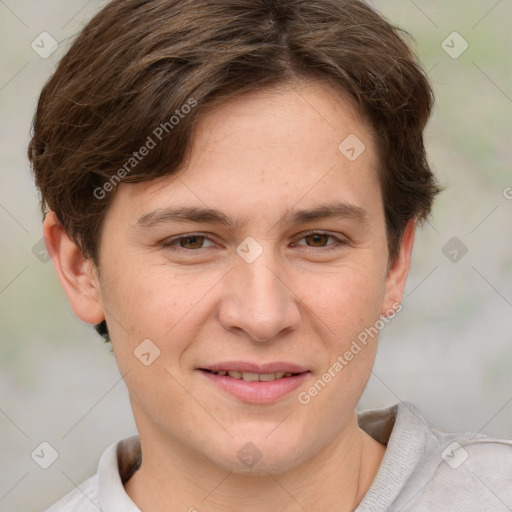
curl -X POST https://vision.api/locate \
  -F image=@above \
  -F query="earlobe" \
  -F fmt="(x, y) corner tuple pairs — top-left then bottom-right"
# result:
(381, 219), (416, 316)
(43, 212), (105, 325)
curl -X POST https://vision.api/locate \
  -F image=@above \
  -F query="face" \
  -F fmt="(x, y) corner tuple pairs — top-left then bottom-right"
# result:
(51, 79), (412, 475)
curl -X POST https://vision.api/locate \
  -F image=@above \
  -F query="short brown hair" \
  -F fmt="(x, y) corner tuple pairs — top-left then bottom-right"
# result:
(28, 0), (441, 271)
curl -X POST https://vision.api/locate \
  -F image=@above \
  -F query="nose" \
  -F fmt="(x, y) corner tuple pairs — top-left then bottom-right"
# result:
(218, 246), (301, 342)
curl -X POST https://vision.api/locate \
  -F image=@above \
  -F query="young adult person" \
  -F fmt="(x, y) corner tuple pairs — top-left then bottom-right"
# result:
(29, 0), (512, 510)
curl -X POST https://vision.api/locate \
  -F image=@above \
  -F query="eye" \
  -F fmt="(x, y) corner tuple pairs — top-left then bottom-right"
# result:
(161, 233), (216, 251)
(292, 231), (348, 251)
(161, 231), (348, 253)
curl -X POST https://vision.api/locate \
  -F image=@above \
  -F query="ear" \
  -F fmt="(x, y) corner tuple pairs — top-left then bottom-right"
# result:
(43, 211), (105, 325)
(381, 219), (416, 315)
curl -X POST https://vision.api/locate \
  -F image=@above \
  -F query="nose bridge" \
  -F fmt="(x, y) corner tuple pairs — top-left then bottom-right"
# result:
(220, 239), (300, 342)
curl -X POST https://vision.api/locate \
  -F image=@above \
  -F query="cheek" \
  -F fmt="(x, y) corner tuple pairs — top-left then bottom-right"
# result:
(101, 260), (187, 331)
(293, 260), (387, 401)
(296, 265), (386, 417)
(99, 264), (217, 372)
(304, 261), (387, 333)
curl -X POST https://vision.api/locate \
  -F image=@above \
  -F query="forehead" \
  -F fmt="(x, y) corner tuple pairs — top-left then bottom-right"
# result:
(107, 79), (381, 228)
(194, 78), (371, 155)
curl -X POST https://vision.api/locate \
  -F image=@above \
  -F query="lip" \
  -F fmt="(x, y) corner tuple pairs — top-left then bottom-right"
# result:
(199, 361), (309, 374)
(197, 362), (311, 404)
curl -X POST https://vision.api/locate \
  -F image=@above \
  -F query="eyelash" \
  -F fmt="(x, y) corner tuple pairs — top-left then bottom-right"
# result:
(160, 231), (348, 253)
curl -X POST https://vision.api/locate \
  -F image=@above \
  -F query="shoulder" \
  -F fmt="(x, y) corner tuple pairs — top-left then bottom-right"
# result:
(416, 433), (512, 510)
(398, 404), (512, 510)
(357, 402), (512, 511)
(442, 432), (512, 468)
(42, 435), (142, 512)
(44, 474), (100, 512)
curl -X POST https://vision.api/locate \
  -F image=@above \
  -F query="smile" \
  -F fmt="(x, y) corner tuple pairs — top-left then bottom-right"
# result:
(198, 367), (310, 404)
(203, 369), (299, 381)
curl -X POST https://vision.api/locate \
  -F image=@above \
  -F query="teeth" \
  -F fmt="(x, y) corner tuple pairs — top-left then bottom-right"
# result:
(241, 372), (260, 381)
(212, 370), (297, 381)
(259, 372), (277, 381)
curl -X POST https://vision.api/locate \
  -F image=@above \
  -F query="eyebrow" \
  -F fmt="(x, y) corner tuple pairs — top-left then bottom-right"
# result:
(135, 200), (369, 230)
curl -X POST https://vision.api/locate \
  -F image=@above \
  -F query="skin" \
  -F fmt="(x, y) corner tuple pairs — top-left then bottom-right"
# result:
(44, 78), (416, 511)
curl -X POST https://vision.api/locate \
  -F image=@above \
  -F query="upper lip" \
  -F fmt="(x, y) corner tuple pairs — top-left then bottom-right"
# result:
(199, 361), (309, 374)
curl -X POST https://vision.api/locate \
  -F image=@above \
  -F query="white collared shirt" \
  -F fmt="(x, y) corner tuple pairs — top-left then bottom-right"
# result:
(44, 402), (512, 511)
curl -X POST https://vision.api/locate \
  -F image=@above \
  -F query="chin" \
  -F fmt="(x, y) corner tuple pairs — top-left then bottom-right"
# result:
(210, 434), (308, 476)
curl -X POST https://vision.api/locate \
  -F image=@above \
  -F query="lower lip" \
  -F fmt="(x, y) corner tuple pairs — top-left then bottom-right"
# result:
(198, 370), (310, 404)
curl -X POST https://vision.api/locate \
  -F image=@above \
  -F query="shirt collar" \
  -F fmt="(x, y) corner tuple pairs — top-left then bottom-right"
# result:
(97, 434), (142, 511)
(355, 401), (439, 510)
(96, 401), (435, 510)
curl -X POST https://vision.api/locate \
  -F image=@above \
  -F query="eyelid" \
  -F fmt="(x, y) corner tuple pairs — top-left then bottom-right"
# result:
(161, 232), (216, 250)
(161, 230), (349, 252)
(292, 229), (349, 247)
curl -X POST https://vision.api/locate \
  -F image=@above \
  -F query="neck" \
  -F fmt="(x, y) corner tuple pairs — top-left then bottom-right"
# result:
(125, 413), (386, 512)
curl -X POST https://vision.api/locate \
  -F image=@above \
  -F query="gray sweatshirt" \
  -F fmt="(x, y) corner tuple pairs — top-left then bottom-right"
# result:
(45, 401), (512, 511)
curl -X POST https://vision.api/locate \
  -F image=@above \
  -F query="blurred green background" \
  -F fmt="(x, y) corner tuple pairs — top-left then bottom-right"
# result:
(1, 1), (511, 510)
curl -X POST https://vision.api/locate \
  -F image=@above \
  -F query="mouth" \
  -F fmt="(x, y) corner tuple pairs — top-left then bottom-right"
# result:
(197, 362), (311, 404)
(199, 369), (302, 381)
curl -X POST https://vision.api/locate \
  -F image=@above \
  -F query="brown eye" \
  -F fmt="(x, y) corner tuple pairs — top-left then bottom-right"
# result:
(179, 235), (205, 249)
(304, 233), (330, 247)
(292, 231), (348, 252)
(162, 234), (215, 251)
